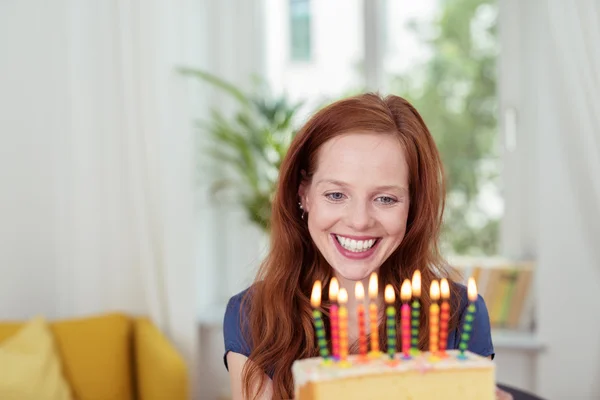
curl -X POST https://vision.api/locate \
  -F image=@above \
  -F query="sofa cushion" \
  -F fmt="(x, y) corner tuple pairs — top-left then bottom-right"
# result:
(50, 313), (134, 400)
(0, 316), (73, 400)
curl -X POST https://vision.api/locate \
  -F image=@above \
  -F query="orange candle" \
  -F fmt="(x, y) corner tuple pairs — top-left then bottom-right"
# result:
(400, 279), (412, 360)
(338, 288), (350, 367)
(439, 278), (450, 357)
(368, 272), (381, 357)
(329, 277), (340, 361)
(429, 280), (440, 360)
(355, 282), (368, 360)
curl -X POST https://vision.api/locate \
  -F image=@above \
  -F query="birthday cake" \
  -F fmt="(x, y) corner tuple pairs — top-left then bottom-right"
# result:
(292, 350), (495, 400)
(294, 273), (496, 399)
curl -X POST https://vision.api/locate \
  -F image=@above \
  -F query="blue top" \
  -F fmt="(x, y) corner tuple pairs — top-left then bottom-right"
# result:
(223, 284), (494, 376)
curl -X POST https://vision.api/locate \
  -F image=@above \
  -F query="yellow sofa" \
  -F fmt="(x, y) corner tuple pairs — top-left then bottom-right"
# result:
(0, 313), (189, 400)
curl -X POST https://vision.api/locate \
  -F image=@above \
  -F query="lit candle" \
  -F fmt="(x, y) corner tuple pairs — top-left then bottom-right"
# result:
(368, 272), (381, 357)
(311, 281), (331, 363)
(410, 270), (421, 355)
(384, 284), (397, 360)
(400, 279), (412, 360)
(429, 280), (440, 360)
(329, 277), (340, 361)
(457, 278), (478, 360)
(439, 278), (450, 357)
(355, 282), (368, 360)
(338, 288), (350, 367)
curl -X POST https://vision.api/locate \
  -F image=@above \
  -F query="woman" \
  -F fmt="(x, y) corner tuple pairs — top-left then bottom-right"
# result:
(224, 93), (506, 399)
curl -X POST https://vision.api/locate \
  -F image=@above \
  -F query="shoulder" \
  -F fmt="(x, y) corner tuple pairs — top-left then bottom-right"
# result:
(223, 287), (253, 369)
(452, 282), (495, 358)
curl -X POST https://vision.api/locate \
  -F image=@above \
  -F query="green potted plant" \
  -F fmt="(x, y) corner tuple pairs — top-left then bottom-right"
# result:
(180, 68), (305, 231)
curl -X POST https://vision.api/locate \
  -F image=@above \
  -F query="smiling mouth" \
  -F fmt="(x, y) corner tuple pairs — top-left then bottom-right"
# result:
(334, 234), (381, 253)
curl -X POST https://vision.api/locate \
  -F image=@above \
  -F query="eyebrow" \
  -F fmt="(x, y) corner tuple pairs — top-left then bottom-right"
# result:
(315, 179), (408, 194)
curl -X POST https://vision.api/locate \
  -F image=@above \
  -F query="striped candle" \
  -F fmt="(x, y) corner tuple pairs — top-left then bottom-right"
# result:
(457, 278), (478, 360)
(329, 277), (340, 361)
(439, 278), (450, 357)
(400, 279), (412, 360)
(368, 272), (381, 357)
(338, 288), (350, 367)
(355, 282), (368, 360)
(384, 285), (397, 360)
(311, 281), (330, 363)
(429, 280), (440, 360)
(410, 270), (421, 355)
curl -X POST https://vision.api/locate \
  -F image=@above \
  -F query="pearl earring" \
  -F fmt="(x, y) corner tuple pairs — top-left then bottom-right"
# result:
(298, 201), (305, 220)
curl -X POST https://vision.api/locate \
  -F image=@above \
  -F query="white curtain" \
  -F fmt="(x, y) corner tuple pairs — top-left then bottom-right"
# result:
(53, 0), (198, 392)
(545, 0), (600, 265)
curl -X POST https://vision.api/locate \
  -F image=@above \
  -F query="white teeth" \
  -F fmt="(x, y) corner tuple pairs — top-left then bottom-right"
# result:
(335, 235), (377, 252)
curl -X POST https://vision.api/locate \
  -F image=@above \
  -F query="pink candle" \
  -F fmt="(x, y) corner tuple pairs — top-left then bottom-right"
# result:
(439, 278), (450, 357)
(400, 279), (412, 360)
(329, 277), (340, 360)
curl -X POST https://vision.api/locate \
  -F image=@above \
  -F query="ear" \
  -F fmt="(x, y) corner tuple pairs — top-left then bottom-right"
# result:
(298, 170), (310, 212)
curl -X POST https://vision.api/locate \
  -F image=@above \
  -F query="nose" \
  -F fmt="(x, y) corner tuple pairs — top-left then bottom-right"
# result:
(344, 200), (374, 231)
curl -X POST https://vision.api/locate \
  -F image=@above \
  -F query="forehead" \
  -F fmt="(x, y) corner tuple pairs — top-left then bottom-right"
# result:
(312, 132), (408, 183)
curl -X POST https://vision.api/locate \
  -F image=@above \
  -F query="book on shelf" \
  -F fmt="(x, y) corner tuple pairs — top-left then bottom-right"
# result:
(448, 257), (535, 331)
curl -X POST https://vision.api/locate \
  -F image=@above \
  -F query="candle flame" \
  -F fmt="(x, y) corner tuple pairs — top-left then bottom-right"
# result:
(430, 280), (440, 301)
(411, 270), (421, 297)
(355, 281), (365, 301)
(467, 277), (478, 302)
(384, 284), (395, 304)
(440, 278), (450, 300)
(311, 280), (322, 307)
(338, 288), (348, 304)
(329, 277), (339, 301)
(400, 279), (412, 302)
(368, 272), (378, 299)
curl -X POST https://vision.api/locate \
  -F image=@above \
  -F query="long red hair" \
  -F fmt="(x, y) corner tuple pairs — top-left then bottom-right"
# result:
(241, 93), (461, 398)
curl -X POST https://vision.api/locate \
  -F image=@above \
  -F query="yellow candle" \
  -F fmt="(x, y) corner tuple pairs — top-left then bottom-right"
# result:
(355, 282), (368, 360)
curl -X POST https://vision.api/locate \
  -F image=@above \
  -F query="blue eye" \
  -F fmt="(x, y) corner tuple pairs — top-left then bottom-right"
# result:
(325, 192), (345, 201)
(377, 196), (397, 205)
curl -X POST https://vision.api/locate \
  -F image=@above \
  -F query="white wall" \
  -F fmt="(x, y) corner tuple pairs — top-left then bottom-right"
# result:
(500, 1), (600, 398)
(0, 1), (69, 320)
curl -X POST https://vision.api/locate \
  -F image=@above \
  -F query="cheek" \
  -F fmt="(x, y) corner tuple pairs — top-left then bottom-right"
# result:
(382, 207), (410, 236)
(308, 203), (338, 230)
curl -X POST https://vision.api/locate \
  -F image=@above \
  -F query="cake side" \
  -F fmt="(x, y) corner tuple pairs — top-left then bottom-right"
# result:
(293, 350), (495, 400)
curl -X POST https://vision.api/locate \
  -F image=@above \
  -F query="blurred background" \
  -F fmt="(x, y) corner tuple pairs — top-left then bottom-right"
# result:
(1, 0), (599, 399)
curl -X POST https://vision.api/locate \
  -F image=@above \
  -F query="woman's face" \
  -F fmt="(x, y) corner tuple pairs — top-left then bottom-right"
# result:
(299, 132), (410, 282)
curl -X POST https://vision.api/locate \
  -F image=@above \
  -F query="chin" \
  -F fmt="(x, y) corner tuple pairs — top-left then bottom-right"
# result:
(331, 264), (377, 282)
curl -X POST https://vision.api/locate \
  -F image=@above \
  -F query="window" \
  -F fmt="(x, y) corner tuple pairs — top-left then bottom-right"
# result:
(290, 0), (312, 62)
(272, 0), (502, 257)
(383, 0), (502, 257)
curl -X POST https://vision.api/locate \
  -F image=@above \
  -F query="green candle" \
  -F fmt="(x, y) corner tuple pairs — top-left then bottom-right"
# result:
(311, 281), (331, 362)
(410, 270), (421, 355)
(385, 285), (397, 359)
(457, 278), (477, 360)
